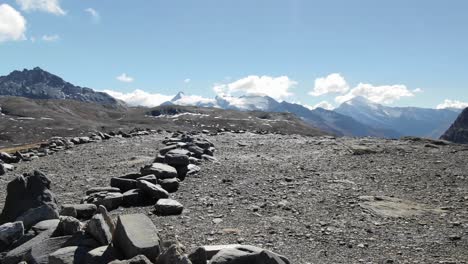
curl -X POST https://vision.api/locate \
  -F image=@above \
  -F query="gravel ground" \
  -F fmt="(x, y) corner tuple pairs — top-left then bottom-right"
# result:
(1, 132), (468, 264)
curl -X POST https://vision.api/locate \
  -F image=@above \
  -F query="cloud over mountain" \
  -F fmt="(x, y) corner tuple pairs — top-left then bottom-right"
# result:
(335, 83), (415, 104)
(310, 73), (417, 105)
(309, 73), (349, 96)
(436, 99), (468, 109)
(213, 75), (296, 101)
(103, 89), (173, 107)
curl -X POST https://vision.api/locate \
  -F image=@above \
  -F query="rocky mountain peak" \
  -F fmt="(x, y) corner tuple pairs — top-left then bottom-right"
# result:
(171, 91), (185, 102)
(0, 67), (125, 107)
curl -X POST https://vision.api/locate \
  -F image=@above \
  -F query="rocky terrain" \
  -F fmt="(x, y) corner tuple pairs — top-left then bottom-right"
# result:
(1, 130), (467, 263)
(441, 107), (468, 144)
(0, 97), (324, 148)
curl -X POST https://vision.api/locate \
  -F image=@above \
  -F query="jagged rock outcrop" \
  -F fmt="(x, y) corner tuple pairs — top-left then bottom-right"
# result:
(441, 107), (468, 144)
(0, 67), (124, 106)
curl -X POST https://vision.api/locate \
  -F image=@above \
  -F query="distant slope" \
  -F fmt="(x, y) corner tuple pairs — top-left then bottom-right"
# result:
(335, 96), (460, 138)
(440, 107), (468, 144)
(0, 97), (327, 148)
(146, 105), (327, 137)
(0, 67), (124, 106)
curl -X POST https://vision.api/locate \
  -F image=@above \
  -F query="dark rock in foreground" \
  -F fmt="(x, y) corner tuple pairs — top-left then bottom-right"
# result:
(0, 170), (58, 225)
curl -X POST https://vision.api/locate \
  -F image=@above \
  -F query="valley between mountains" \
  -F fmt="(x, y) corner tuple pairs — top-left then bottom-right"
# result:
(1, 132), (467, 263)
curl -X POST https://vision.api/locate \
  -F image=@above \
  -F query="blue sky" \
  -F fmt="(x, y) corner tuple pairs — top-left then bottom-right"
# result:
(1, 0), (467, 109)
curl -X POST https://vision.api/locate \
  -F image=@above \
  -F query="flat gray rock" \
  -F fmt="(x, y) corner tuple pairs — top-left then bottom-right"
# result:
(86, 187), (121, 195)
(26, 236), (73, 264)
(155, 199), (184, 216)
(136, 180), (169, 200)
(112, 214), (161, 260)
(49, 246), (90, 264)
(85, 245), (120, 264)
(61, 204), (97, 220)
(164, 149), (190, 166)
(140, 163), (178, 179)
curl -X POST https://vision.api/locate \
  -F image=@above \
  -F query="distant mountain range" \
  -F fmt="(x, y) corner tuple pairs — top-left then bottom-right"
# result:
(0, 68), (462, 139)
(0, 67), (124, 107)
(335, 96), (461, 138)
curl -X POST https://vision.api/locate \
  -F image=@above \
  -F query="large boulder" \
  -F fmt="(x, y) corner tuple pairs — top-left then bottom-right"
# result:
(112, 214), (161, 260)
(136, 180), (169, 200)
(140, 163), (178, 179)
(0, 170), (58, 225)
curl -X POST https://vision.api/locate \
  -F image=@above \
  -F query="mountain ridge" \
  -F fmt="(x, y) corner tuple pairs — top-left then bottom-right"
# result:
(0, 67), (125, 107)
(335, 96), (461, 138)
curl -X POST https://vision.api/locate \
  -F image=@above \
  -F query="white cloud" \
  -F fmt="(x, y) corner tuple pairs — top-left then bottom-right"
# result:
(0, 4), (27, 43)
(104, 89), (173, 107)
(436, 99), (468, 110)
(116, 73), (134, 83)
(41, 34), (59, 42)
(311, 101), (335, 110)
(213, 75), (296, 101)
(184, 78), (191, 84)
(84, 8), (100, 22)
(16, 0), (66, 15)
(413, 88), (423, 93)
(335, 83), (415, 104)
(309, 73), (349, 96)
(174, 94), (215, 106)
